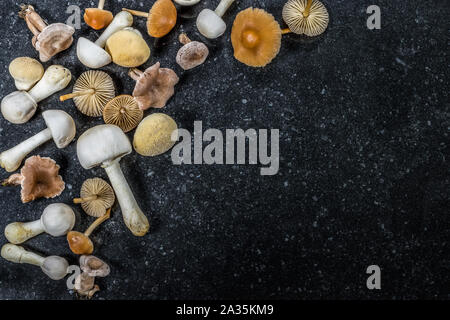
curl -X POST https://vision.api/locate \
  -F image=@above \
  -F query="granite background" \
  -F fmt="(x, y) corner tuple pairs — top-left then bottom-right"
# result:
(0, 0), (448, 299)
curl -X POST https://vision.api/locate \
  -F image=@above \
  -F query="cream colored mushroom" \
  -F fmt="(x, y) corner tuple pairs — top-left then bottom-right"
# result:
(196, 0), (235, 39)
(9, 57), (44, 91)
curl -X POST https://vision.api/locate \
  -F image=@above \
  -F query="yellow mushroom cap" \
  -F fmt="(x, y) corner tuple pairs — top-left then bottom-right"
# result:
(282, 0), (329, 37)
(9, 57), (44, 91)
(231, 8), (282, 67)
(103, 95), (143, 133)
(148, 0), (177, 38)
(133, 113), (177, 156)
(105, 30), (151, 67)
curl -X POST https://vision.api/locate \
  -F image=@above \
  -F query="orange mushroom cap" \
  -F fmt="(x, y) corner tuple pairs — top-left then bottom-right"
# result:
(84, 8), (113, 30)
(231, 8), (282, 67)
(148, 0), (177, 38)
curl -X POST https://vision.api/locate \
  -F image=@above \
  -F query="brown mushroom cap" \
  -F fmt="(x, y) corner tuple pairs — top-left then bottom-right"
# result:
(148, 0), (177, 38)
(231, 8), (282, 67)
(282, 0), (329, 37)
(129, 62), (179, 110)
(74, 178), (115, 217)
(103, 95), (143, 133)
(80, 255), (110, 277)
(35, 23), (75, 62)
(67, 231), (94, 255)
(176, 34), (209, 70)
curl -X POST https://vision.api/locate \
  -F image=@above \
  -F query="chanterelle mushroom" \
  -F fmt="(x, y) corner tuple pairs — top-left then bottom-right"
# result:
(176, 33), (209, 70)
(1, 65), (72, 124)
(0, 110), (76, 172)
(1, 244), (69, 280)
(9, 57), (44, 91)
(19, 4), (75, 62)
(5, 203), (75, 244)
(2, 156), (65, 203)
(77, 125), (149, 236)
(128, 62), (179, 110)
(196, 0), (235, 39)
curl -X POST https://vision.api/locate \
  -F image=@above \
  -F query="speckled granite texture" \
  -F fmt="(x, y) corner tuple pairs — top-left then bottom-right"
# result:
(0, 0), (448, 299)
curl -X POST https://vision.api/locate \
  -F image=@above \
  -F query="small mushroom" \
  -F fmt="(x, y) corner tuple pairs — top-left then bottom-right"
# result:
(60, 71), (115, 117)
(0, 110), (76, 172)
(174, 0), (201, 6)
(5, 203), (75, 244)
(67, 208), (111, 255)
(1, 244), (69, 280)
(19, 4), (74, 62)
(133, 113), (178, 157)
(128, 62), (179, 110)
(77, 11), (133, 69)
(9, 57), (44, 91)
(103, 95), (143, 133)
(1, 65), (72, 124)
(123, 0), (177, 38)
(77, 125), (149, 236)
(74, 272), (99, 298)
(80, 255), (110, 277)
(84, 0), (113, 30)
(176, 33), (209, 70)
(282, 0), (329, 37)
(105, 29), (151, 68)
(2, 156), (65, 203)
(231, 8), (282, 67)
(73, 178), (115, 217)
(196, 0), (235, 39)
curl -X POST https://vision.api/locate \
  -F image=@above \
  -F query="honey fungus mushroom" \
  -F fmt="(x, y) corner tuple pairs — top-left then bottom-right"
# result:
(105, 29), (151, 68)
(282, 0), (329, 37)
(67, 208), (111, 255)
(2, 156), (65, 203)
(176, 33), (209, 70)
(9, 57), (44, 91)
(60, 71), (115, 117)
(84, 0), (113, 30)
(123, 0), (177, 38)
(128, 62), (179, 110)
(19, 4), (75, 62)
(73, 178), (115, 217)
(103, 95), (143, 133)
(196, 0), (235, 39)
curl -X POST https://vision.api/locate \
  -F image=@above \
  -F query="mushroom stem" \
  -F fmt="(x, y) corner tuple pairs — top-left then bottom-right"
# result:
(128, 68), (143, 81)
(303, 0), (313, 17)
(84, 208), (111, 237)
(179, 33), (191, 45)
(5, 220), (44, 244)
(95, 11), (134, 48)
(214, 0), (235, 18)
(281, 28), (291, 34)
(73, 195), (98, 204)
(60, 89), (95, 102)
(103, 159), (149, 236)
(1, 244), (45, 266)
(2, 174), (23, 186)
(19, 4), (48, 35)
(121, 8), (149, 18)
(0, 128), (52, 172)
(98, 0), (106, 10)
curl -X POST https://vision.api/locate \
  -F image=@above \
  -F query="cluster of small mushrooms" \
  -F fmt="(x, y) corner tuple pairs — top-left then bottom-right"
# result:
(0, 0), (329, 298)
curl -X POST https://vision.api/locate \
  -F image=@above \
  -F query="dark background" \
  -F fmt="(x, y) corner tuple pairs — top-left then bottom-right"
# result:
(0, 0), (448, 299)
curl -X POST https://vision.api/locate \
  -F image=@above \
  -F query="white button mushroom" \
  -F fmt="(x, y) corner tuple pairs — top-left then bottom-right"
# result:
(1, 65), (71, 124)
(4, 203), (75, 244)
(77, 125), (149, 236)
(196, 0), (235, 39)
(0, 110), (76, 172)
(77, 11), (133, 69)
(1, 244), (69, 280)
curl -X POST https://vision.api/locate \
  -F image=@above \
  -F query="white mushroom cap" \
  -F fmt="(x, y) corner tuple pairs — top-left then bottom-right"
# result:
(42, 110), (76, 148)
(77, 124), (132, 169)
(76, 37), (112, 69)
(40, 203), (75, 237)
(196, 9), (226, 39)
(1, 91), (37, 124)
(175, 0), (201, 6)
(41, 256), (69, 280)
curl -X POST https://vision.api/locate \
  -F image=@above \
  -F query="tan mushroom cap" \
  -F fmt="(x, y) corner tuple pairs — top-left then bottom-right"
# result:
(282, 0), (329, 37)
(74, 178), (115, 217)
(75, 272), (97, 297)
(80, 255), (110, 277)
(60, 71), (115, 117)
(105, 30), (150, 67)
(133, 113), (178, 156)
(231, 8), (282, 67)
(176, 33), (209, 70)
(103, 95), (143, 133)
(36, 23), (75, 62)
(9, 57), (44, 91)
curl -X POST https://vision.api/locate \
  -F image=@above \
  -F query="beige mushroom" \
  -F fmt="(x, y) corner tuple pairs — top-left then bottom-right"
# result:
(74, 272), (99, 298)
(103, 95), (143, 133)
(73, 178), (115, 217)
(105, 30), (151, 68)
(9, 57), (44, 91)
(80, 255), (110, 277)
(282, 0), (329, 37)
(176, 33), (209, 70)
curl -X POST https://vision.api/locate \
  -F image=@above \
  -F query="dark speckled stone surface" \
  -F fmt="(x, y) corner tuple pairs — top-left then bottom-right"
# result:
(0, 0), (448, 299)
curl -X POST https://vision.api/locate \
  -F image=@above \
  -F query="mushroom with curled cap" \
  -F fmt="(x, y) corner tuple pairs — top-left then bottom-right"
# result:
(1, 243), (69, 280)
(75, 272), (99, 298)
(77, 125), (149, 236)
(176, 33), (209, 70)
(2, 156), (65, 203)
(196, 0), (235, 39)
(60, 71), (115, 117)
(4, 203), (75, 244)
(9, 57), (44, 91)
(19, 4), (74, 62)
(77, 11), (133, 69)
(80, 255), (110, 277)
(105, 29), (151, 68)
(282, 0), (329, 37)
(73, 178), (115, 217)
(84, 0), (113, 30)
(1, 65), (72, 124)
(0, 110), (76, 172)
(67, 208), (111, 255)
(103, 95), (143, 133)
(128, 62), (179, 110)
(123, 0), (177, 38)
